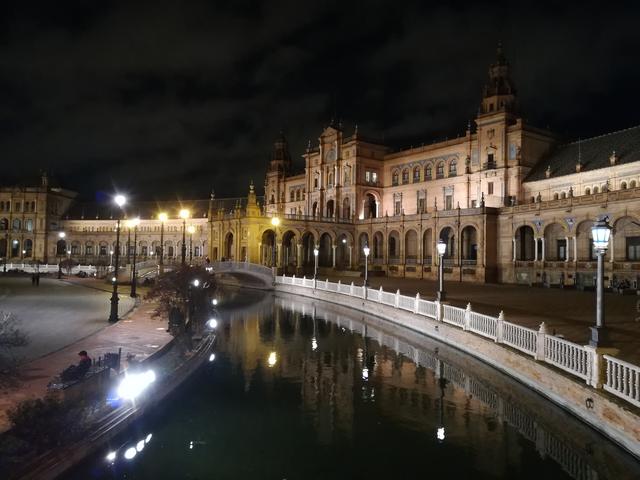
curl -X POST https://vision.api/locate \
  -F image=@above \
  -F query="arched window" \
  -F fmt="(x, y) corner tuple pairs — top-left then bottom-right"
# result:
(12, 219), (21, 230)
(553, 193), (559, 200)
(585, 187), (591, 195)
(621, 182), (628, 190)
(425, 165), (432, 180)
(296, 190), (301, 201)
(631, 180), (638, 189)
(449, 159), (457, 176)
(24, 239), (33, 257)
(31, 201), (36, 212)
(436, 162), (444, 178)
(290, 190), (295, 202)
(392, 170), (399, 186)
(560, 192), (566, 199)
(530, 196), (535, 204)
(0, 218), (7, 231)
(413, 166), (420, 182)
(25, 219), (33, 231)
(402, 169), (409, 184)
(593, 186), (599, 194)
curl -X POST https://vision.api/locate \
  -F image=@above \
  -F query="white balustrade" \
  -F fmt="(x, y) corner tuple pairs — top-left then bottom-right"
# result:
(544, 336), (591, 380)
(442, 304), (466, 327)
(468, 311), (498, 340)
(273, 274), (640, 411)
(603, 355), (640, 408)
(502, 321), (537, 356)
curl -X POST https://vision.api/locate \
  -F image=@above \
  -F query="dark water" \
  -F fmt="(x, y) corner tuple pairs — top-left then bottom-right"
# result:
(67, 288), (640, 480)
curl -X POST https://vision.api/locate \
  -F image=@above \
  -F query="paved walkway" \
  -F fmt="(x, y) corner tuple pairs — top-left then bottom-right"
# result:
(317, 273), (640, 364)
(0, 279), (171, 433)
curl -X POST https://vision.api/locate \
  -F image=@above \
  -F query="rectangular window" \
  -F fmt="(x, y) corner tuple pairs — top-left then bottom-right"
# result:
(86, 245), (94, 255)
(486, 153), (495, 170)
(100, 245), (108, 256)
(365, 171), (371, 182)
(627, 237), (640, 260)
(15, 202), (21, 212)
(557, 239), (567, 260)
(445, 195), (453, 210)
(417, 198), (425, 213)
(394, 201), (401, 216)
(488, 182), (494, 195)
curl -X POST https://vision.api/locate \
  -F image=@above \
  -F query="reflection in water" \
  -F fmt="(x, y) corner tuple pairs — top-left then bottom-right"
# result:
(68, 288), (640, 480)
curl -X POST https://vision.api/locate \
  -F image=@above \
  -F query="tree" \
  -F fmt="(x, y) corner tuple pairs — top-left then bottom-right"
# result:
(0, 312), (28, 386)
(145, 265), (217, 331)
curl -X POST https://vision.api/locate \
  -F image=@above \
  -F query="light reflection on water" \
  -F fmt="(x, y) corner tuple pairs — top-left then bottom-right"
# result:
(67, 288), (640, 480)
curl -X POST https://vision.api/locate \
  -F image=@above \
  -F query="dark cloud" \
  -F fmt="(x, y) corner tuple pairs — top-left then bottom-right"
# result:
(1, 0), (639, 200)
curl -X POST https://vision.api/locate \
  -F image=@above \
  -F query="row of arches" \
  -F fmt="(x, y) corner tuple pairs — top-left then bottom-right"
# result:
(0, 218), (34, 231)
(0, 238), (33, 258)
(52, 239), (208, 262)
(391, 159), (457, 186)
(255, 225), (479, 270)
(513, 216), (640, 262)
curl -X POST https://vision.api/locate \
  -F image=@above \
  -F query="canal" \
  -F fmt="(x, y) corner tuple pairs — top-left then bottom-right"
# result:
(68, 288), (640, 479)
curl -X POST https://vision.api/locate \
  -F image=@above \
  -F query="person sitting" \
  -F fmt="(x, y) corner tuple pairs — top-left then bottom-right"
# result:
(60, 350), (92, 382)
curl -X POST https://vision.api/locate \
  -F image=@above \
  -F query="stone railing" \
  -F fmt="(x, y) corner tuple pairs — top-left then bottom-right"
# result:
(3, 263), (98, 274)
(275, 274), (640, 411)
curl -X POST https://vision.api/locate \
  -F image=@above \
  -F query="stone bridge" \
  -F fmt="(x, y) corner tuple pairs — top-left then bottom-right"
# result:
(210, 261), (274, 289)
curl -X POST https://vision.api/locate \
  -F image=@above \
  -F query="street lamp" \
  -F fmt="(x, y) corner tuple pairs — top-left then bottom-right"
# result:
(187, 225), (196, 264)
(590, 218), (612, 347)
(363, 245), (370, 286)
(271, 216), (280, 268)
(437, 240), (447, 301)
(313, 246), (319, 280)
(109, 194), (126, 323)
(128, 218), (140, 298)
(158, 212), (168, 273)
(57, 232), (66, 279)
(109, 250), (114, 271)
(179, 209), (190, 266)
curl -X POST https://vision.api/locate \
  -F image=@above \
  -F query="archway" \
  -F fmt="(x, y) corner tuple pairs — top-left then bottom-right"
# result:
(326, 200), (335, 219)
(515, 226), (535, 261)
(261, 229), (276, 266)
(312, 202), (319, 218)
(336, 233), (350, 269)
(11, 239), (20, 258)
(373, 231), (384, 263)
(388, 230), (400, 263)
(282, 230), (297, 270)
(301, 232), (316, 267)
(439, 227), (455, 259)
(358, 232), (369, 264)
(56, 239), (67, 256)
(224, 232), (234, 261)
(0, 238), (7, 257)
(365, 193), (377, 219)
(24, 239), (33, 257)
(461, 226), (478, 263)
(614, 216), (640, 261)
(423, 229), (433, 264)
(318, 233), (333, 267)
(405, 230), (418, 264)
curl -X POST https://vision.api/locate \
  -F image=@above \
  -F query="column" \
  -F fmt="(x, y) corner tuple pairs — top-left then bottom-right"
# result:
(348, 245), (352, 268)
(534, 238), (538, 261)
(296, 242), (302, 267)
(609, 233), (615, 263)
(512, 238), (516, 262)
(332, 244), (336, 268)
(573, 237), (578, 263)
(375, 201), (380, 218)
(541, 238), (545, 262)
(565, 236), (570, 262)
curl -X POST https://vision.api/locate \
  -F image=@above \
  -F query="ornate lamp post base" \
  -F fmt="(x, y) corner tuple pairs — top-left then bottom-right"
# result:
(589, 325), (610, 348)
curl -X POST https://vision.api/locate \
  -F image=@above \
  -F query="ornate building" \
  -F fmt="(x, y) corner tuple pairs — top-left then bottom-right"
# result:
(3, 46), (640, 287)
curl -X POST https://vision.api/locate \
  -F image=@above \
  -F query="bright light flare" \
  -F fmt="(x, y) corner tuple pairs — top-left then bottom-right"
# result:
(437, 427), (446, 441)
(193, 279), (200, 287)
(207, 318), (218, 329)
(117, 370), (156, 401)
(267, 351), (277, 367)
(311, 337), (318, 351)
(362, 367), (369, 380)
(209, 353), (216, 362)
(124, 447), (137, 460)
(136, 440), (145, 452)
(212, 299), (218, 306)
(105, 451), (117, 462)
(146, 433), (153, 443)
(114, 195), (127, 207)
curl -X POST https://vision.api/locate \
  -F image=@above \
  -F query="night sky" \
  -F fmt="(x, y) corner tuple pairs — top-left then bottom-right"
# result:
(1, 1), (639, 202)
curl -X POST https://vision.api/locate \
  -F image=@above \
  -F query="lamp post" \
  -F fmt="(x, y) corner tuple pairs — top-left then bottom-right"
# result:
(109, 194), (126, 323)
(313, 247), (319, 280)
(109, 250), (114, 273)
(187, 225), (196, 264)
(271, 216), (280, 268)
(590, 219), (612, 347)
(179, 209), (190, 266)
(128, 218), (140, 298)
(57, 232), (66, 279)
(363, 245), (370, 286)
(437, 240), (447, 301)
(158, 212), (167, 273)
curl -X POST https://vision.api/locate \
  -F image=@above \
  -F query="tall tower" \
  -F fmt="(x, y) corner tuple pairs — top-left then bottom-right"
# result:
(479, 42), (517, 118)
(265, 132), (292, 215)
(475, 43), (520, 207)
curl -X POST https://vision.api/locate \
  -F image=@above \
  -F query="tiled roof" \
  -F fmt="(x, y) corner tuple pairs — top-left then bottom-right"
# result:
(63, 197), (255, 221)
(526, 125), (640, 182)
